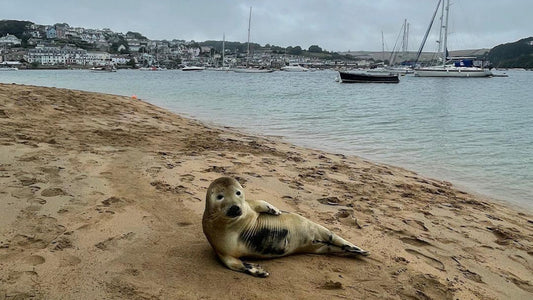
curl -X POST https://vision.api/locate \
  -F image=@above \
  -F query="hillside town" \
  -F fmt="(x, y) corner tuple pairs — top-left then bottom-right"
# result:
(0, 21), (363, 70)
(2, 20), (528, 71)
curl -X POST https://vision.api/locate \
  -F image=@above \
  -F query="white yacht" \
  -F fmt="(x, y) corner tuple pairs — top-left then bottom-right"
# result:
(414, 0), (492, 78)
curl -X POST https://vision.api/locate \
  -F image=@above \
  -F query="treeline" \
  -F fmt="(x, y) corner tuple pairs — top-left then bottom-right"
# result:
(199, 40), (355, 60)
(0, 20), (33, 47)
(487, 37), (533, 68)
(0, 20), (32, 38)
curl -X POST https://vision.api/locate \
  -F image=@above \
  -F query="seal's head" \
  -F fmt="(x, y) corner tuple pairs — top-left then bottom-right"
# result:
(204, 177), (246, 219)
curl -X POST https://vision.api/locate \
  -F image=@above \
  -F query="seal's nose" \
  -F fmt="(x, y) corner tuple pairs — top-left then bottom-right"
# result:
(226, 205), (242, 218)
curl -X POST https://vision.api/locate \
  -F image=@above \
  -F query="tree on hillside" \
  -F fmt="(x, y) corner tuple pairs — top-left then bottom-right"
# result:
(0, 20), (33, 38)
(308, 45), (323, 53)
(126, 31), (148, 40)
(287, 46), (302, 55)
(487, 37), (533, 68)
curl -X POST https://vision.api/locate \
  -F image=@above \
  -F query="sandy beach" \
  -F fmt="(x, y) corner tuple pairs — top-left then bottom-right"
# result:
(0, 83), (531, 299)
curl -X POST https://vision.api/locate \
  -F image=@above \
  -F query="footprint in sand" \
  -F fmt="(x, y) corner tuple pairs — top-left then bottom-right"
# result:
(509, 254), (532, 272)
(40, 166), (63, 176)
(17, 176), (39, 186)
(59, 254), (81, 267)
(405, 249), (445, 271)
(95, 232), (135, 251)
(29, 198), (47, 205)
(41, 187), (68, 197)
(51, 236), (73, 251)
(402, 219), (429, 231)
(23, 255), (45, 266)
(180, 174), (195, 182)
(400, 236), (432, 247)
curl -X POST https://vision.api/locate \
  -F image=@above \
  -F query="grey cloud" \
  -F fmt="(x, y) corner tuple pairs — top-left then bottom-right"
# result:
(2, 0), (531, 51)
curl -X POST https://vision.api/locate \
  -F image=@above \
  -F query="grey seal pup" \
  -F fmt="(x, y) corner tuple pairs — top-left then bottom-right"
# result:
(202, 177), (369, 277)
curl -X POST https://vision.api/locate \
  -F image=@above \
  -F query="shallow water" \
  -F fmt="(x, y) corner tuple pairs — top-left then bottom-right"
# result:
(2, 69), (532, 208)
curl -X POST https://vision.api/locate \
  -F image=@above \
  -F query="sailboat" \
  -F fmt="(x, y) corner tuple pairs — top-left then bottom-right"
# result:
(367, 24), (412, 75)
(232, 7), (273, 73)
(414, 0), (492, 77)
(211, 33), (230, 71)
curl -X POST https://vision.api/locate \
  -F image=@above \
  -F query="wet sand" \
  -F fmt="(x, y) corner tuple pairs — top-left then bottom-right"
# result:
(0, 83), (532, 299)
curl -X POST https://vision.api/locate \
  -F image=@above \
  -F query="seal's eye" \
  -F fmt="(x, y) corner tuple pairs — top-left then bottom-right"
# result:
(216, 194), (224, 200)
(236, 190), (241, 196)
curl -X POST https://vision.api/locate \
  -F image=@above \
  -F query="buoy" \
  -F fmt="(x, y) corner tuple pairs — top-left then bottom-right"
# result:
(131, 94), (137, 99)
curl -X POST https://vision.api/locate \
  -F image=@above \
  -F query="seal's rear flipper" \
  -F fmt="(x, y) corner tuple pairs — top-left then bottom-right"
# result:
(311, 229), (370, 257)
(342, 245), (370, 256)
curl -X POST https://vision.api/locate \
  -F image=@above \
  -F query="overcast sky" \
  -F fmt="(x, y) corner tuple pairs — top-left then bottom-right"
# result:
(2, 0), (531, 52)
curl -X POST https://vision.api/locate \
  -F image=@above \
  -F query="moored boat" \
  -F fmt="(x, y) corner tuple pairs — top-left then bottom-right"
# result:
(414, 65), (493, 77)
(233, 67), (274, 73)
(0, 61), (20, 70)
(182, 66), (205, 71)
(139, 66), (166, 71)
(338, 71), (399, 83)
(413, 0), (492, 78)
(281, 64), (309, 72)
(90, 65), (116, 72)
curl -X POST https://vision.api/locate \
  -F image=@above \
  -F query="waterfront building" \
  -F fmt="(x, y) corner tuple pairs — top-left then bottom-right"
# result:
(0, 34), (22, 47)
(111, 55), (130, 65)
(25, 45), (112, 66)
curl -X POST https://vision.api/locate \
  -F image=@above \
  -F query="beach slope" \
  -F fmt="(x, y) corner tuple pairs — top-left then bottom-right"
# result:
(0, 83), (531, 299)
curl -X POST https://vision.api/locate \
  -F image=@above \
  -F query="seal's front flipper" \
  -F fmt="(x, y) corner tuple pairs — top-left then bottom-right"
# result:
(243, 262), (269, 277)
(218, 254), (270, 277)
(248, 199), (281, 216)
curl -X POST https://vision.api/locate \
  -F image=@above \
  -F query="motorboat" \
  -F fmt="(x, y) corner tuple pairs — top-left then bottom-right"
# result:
(182, 66), (205, 71)
(90, 65), (116, 72)
(139, 66), (166, 71)
(338, 71), (399, 83)
(281, 64), (309, 72)
(233, 67), (274, 73)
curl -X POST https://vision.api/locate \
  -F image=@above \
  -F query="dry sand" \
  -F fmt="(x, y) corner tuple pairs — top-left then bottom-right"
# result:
(0, 83), (532, 299)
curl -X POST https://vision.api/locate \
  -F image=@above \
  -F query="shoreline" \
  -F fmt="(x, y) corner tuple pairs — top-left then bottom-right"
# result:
(168, 112), (532, 213)
(1, 83), (532, 299)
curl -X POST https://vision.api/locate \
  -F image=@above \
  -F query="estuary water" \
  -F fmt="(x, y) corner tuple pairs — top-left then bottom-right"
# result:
(1, 69), (532, 209)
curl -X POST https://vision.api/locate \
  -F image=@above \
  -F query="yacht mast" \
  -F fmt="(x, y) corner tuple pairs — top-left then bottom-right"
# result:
(247, 6), (252, 66)
(222, 33), (225, 68)
(442, 0), (450, 66)
(381, 31), (385, 64)
(414, 0), (442, 64)
(437, 0), (445, 55)
(402, 19), (407, 53)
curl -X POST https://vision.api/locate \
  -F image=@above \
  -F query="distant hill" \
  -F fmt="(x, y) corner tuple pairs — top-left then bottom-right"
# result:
(487, 37), (533, 68)
(341, 49), (489, 63)
(0, 20), (33, 38)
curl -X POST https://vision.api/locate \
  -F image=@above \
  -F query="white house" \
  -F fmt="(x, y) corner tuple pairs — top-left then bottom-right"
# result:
(26, 46), (66, 65)
(84, 51), (111, 66)
(25, 45), (111, 66)
(127, 39), (141, 52)
(0, 34), (22, 47)
(111, 55), (130, 65)
(117, 44), (127, 52)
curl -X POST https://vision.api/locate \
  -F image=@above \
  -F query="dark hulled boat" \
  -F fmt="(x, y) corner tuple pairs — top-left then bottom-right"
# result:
(338, 71), (399, 83)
